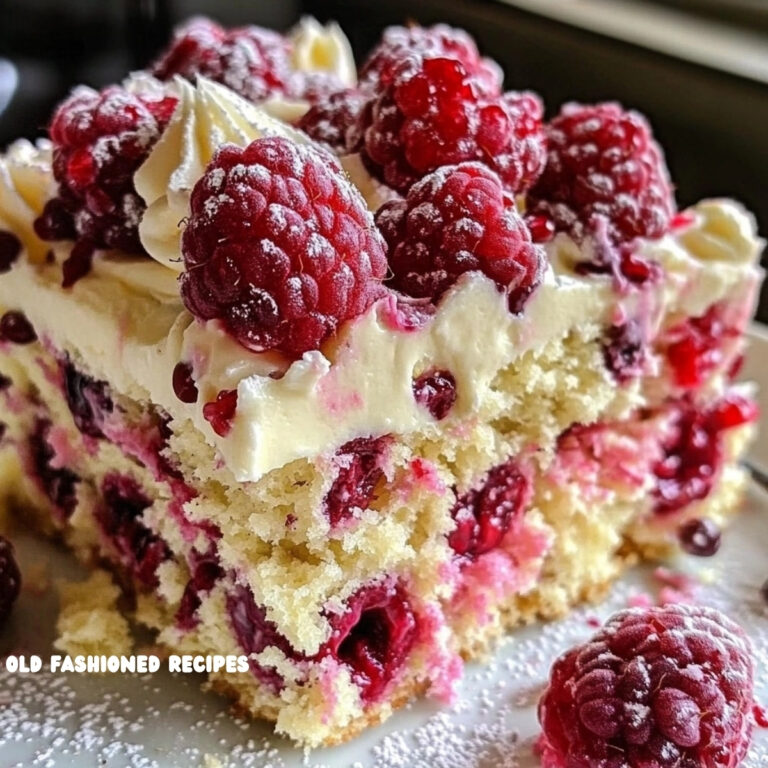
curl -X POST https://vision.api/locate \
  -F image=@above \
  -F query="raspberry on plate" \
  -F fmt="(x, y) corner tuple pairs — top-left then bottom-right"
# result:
(34, 85), (176, 285)
(352, 56), (547, 194)
(180, 136), (388, 358)
(151, 16), (294, 104)
(0, 534), (21, 627)
(538, 604), (756, 768)
(359, 23), (502, 94)
(528, 102), (676, 247)
(376, 162), (545, 311)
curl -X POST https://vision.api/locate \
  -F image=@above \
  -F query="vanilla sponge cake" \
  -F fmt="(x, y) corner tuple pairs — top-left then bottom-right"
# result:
(0, 17), (764, 747)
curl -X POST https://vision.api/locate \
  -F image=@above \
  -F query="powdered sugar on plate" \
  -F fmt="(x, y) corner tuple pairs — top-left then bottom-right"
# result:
(2, 483), (768, 767)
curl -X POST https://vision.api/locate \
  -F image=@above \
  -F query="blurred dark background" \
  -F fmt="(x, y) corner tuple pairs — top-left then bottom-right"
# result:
(0, 0), (766, 320)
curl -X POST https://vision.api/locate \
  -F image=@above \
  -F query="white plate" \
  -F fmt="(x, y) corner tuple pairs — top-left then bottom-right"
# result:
(2, 331), (768, 768)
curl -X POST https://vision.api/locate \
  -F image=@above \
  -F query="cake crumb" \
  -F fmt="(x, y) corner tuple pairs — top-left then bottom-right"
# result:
(54, 569), (134, 658)
(202, 754), (225, 768)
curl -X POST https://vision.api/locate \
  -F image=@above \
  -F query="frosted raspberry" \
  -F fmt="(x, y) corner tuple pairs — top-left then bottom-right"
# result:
(449, 456), (530, 558)
(528, 102), (676, 246)
(360, 24), (502, 95)
(34, 85), (176, 284)
(324, 581), (416, 703)
(376, 163), (545, 311)
(151, 17), (293, 104)
(297, 89), (368, 152)
(538, 604), (755, 768)
(353, 56), (546, 194)
(180, 137), (388, 357)
(0, 534), (20, 626)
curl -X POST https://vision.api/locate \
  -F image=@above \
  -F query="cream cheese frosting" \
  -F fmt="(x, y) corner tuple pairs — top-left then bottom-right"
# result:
(290, 17), (356, 88)
(0, 139), (55, 263)
(0, 199), (760, 483)
(134, 77), (308, 271)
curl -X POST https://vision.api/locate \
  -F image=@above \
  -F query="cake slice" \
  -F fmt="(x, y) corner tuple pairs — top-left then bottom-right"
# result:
(0, 19), (763, 747)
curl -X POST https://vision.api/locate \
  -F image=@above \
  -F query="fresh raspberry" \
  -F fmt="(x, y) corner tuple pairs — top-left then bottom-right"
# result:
(538, 604), (756, 768)
(359, 24), (502, 95)
(528, 102), (676, 247)
(180, 137), (388, 357)
(34, 85), (176, 284)
(324, 581), (416, 703)
(323, 436), (390, 527)
(376, 163), (545, 311)
(449, 456), (530, 558)
(654, 394), (758, 514)
(353, 56), (546, 194)
(413, 369), (457, 420)
(0, 534), (21, 627)
(297, 89), (368, 152)
(151, 17), (293, 104)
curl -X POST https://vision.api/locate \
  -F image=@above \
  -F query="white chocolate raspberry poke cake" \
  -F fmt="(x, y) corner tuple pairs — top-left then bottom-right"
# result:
(0, 17), (763, 747)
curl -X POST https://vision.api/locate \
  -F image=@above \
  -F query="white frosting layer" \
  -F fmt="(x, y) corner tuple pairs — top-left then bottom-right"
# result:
(0, 200), (761, 483)
(290, 17), (356, 88)
(134, 77), (308, 271)
(0, 139), (55, 263)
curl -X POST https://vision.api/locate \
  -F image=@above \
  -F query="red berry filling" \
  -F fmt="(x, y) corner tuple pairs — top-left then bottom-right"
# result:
(653, 394), (758, 514)
(323, 436), (390, 527)
(226, 583), (297, 690)
(176, 553), (224, 630)
(323, 581), (416, 703)
(97, 473), (169, 589)
(172, 361), (198, 404)
(376, 163), (545, 311)
(360, 24), (502, 94)
(34, 85), (176, 284)
(538, 604), (755, 768)
(28, 418), (79, 519)
(0, 231), (21, 273)
(529, 102), (676, 247)
(202, 389), (238, 437)
(297, 89), (368, 152)
(152, 17), (294, 104)
(663, 303), (739, 389)
(60, 357), (114, 439)
(449, 457), (530, 559)
(0, 534), (21, 627)
(603, 318), (647, 383)
(0, 310), (37, 344)
(180, 137), (387, 358)
(413, 369), (457, 420)
(354, 56), (546, 194)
